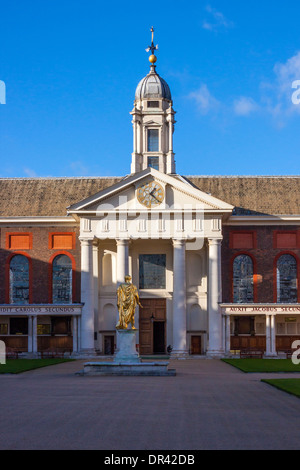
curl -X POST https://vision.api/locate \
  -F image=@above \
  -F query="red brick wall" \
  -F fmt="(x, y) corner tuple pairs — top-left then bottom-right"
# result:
(0, 226), (81, 304)
(222, 226), (300, 303)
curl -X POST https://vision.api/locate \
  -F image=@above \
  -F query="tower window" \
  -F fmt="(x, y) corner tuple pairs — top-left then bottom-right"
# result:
(148, 156), (159, 170)
(147, 101), (159, 108)
(147, 129), (159, 152)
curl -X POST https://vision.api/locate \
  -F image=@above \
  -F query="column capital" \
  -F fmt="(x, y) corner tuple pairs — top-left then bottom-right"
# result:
(79, 237), (94, 246)
(116, 238), (130, 246)
(208, 237), (223, 246)
(172, 238), (186, 247)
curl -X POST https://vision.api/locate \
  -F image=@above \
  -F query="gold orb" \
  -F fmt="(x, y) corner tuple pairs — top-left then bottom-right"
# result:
(149, 54), (157, 64)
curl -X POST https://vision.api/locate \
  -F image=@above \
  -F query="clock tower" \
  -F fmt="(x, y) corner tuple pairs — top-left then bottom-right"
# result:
(131, 28), (176, 175)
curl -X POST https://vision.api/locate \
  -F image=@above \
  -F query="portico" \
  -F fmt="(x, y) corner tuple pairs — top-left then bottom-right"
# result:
(67, 167), (233, 357)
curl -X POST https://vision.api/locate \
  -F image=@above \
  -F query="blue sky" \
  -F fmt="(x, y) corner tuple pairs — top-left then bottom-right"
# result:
(0, 0), (300, 177)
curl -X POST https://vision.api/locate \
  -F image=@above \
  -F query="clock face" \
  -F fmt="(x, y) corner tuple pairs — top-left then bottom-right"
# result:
(137, 181), (165, 208)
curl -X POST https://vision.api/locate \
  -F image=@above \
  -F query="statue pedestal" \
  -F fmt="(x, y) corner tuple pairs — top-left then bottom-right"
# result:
(114, 329), (140, 364)
(79, 329), (176, 376)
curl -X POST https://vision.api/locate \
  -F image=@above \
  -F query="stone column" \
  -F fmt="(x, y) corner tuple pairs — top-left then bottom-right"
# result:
(265, 314), (271, 356)
(77, 316), (81, 351)
(80, 238), (95, 353)
(93, 241), (99, 350)
(130, 107), (141, 173)
(225, 315), (231, 354)
(116, 239), (129, 285)
(32, 315), (37, 354)
(270, 314), (277, 356)
(72, 316), (78, 353)
(133, 120), (138, 154)
(207, 238), (223, 356)
(172, 239), (188, 355)
(115, 239), (130, 351)
(28, 316), (33, 353)
(168, 120), (173, 154)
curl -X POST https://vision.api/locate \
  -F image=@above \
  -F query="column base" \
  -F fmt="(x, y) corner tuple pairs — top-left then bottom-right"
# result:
(206, 349), (225, 358)
(170, 350), (189, 359)
(77, 348), (97, 358)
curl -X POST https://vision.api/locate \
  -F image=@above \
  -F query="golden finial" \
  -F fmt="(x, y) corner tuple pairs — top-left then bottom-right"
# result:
(145, 26), (158, 66)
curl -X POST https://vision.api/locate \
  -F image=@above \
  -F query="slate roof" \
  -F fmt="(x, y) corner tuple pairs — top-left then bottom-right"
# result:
(0, 175), (299, 217)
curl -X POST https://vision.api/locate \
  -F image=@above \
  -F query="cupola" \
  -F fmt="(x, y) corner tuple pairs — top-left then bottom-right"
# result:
(130, 28), (176, 175)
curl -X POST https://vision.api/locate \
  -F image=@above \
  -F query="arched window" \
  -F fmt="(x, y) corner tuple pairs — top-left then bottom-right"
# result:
(277, 254), (298, 303)
(52, 255), (72, 304)
(233, 255), (254, 303)
(9, 255), (30, 304)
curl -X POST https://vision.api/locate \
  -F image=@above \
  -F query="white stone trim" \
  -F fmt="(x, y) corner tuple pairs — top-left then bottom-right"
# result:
(0, 304), (83, 316)
(225, 215), (300, 226)
(221, 303), (300, 315)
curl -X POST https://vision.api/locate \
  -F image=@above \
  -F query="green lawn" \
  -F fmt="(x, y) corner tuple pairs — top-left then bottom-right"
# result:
(0, 358), (74, 374)
(262, 379), (300, 398)
(222, 358), (300, 373)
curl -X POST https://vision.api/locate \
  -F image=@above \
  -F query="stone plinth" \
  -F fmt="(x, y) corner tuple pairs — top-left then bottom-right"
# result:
(78, 328), (176, 376)
(81, 361), (176, 376)
(114, 329), (140, 363)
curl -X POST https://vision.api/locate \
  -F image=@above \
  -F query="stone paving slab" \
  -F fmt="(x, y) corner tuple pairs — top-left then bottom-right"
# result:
(0, 359), (300, 450)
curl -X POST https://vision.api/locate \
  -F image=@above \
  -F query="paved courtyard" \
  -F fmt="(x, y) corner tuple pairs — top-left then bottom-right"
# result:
(1, 358), (300, 450)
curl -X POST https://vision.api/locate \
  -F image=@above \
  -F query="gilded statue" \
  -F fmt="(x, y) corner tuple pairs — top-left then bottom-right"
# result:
(116, 275), (143, 330)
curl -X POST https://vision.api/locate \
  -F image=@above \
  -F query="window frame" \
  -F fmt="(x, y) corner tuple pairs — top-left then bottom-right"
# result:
(274, 251), (299, 303)
(231, 252), (257, 303)
(5, 252), (32, 304)
(139, 254), (167, 290)
(49, 251), (76, 304)
(147, 128), (160, 153)
(147, 156), (159, 170)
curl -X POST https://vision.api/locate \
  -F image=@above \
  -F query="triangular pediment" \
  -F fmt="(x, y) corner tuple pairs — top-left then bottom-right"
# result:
(67, 168), (234, 215)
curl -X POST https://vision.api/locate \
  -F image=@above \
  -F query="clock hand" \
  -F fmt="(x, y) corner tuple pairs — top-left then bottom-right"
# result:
(150, 193), (159, 202)
(150, 186), (159, 196)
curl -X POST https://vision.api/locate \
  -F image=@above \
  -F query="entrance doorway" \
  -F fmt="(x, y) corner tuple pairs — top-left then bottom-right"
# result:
(139, 299), (166, 355)
(153, 322), (165, 354)
(191, 335), (202, 355)
(104, 335), (115, 355)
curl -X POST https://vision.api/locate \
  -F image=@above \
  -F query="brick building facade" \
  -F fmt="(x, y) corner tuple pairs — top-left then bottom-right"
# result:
(1, 46), (300, 358)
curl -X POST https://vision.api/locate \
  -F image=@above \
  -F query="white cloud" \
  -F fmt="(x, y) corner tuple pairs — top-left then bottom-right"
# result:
(188, 84), (221, 115)
(23, 167), (38, 177)
(202, 4), (234, 31)
(273, 52), (300, 115)
(233, 97), (259, 116)
(258, 51), (300, 124)
(187, 52), (300, 125)
(69, 160), (90, 176)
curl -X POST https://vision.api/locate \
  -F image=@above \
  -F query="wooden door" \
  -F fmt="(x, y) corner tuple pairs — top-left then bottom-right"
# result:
(191, 335), (201, 355)
(104, 335), (115, 355)
(139, 299), (166, 355)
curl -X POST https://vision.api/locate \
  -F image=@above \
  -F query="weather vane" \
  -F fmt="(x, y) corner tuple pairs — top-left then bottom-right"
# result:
(145, 26), (158, 65)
